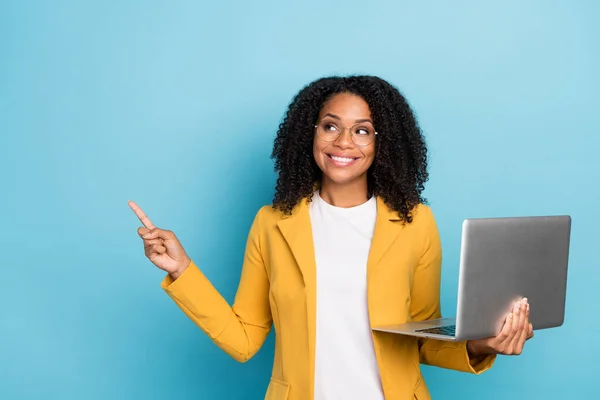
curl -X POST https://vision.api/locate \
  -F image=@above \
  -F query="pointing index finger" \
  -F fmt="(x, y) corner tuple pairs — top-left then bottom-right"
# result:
(128, 200), (156, 230)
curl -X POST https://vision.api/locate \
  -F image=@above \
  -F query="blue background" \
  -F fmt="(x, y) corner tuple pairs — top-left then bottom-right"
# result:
(1, 0), (598, 399)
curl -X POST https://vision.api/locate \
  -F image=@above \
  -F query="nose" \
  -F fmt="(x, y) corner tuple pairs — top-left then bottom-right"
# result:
(333, 129), (354, 149)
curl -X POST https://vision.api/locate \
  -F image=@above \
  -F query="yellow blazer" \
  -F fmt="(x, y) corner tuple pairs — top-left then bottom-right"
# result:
(161, 196), (496, 400)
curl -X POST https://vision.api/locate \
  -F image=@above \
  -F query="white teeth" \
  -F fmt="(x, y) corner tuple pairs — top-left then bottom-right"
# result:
(331, 156), (354, 163)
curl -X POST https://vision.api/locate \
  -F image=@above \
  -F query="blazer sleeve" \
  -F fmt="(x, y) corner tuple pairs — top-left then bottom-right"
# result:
(409, 206), (496, 374)
(160, 207), (272, 363)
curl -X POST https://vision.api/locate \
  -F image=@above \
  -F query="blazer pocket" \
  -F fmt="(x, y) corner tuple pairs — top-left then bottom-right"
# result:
(264, 377), (290, 400)
(413, 376), (430, 400)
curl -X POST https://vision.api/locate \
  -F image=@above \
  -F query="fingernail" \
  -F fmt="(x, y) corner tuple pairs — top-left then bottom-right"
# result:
(143, 233), (151, 239)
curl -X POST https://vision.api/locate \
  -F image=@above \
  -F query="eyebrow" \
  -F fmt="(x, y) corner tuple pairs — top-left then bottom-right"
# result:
(322, 113), (373, 124)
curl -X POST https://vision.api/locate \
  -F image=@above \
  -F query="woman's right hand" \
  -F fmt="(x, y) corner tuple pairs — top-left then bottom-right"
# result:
(128, 200), (191, 279)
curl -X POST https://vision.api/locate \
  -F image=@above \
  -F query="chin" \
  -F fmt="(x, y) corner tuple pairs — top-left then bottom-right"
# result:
(322, 170), (366, 185)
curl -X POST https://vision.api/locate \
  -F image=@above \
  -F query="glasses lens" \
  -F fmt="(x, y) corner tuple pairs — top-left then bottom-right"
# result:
(316, 121), (339, 142)
(351, 124), (375, 146)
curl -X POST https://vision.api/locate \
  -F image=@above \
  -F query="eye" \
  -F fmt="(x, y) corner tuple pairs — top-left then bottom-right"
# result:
(324, 123), (339, 132)
(355, 127), (370, 136)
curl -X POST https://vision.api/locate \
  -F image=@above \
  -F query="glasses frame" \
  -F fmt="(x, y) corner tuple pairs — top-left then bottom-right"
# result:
(313, 120), (378, 147)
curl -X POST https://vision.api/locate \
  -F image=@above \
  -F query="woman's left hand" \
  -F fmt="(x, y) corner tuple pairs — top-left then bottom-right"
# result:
(467, 297), (534, 357)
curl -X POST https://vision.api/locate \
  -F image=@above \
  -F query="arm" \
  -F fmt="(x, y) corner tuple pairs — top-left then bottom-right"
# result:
(410, 206), (496, 374)
(161, 207), (271, 363)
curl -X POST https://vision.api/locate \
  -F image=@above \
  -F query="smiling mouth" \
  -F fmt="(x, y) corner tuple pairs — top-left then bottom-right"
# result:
(327, 154), (359, 165)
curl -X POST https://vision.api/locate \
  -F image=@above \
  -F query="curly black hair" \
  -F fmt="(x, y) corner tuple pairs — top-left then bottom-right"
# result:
(270, 75), (429, 223)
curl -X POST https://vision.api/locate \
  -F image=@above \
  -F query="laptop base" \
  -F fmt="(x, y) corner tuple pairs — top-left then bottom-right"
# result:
(373, 317), (458, 341)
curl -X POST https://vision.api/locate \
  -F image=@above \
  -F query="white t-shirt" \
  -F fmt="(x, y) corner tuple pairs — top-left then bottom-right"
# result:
(309, 191), (384, 400)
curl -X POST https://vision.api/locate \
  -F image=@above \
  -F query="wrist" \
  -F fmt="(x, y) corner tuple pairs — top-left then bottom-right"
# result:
(170, 257), (191, 280)
(467, 340), (487, 357)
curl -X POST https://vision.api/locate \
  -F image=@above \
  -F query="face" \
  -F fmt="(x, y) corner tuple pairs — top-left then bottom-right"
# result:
(313, 92), (376, 186)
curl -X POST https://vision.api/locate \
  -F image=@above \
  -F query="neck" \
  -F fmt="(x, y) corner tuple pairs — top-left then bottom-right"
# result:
(319, 177), (369, 208)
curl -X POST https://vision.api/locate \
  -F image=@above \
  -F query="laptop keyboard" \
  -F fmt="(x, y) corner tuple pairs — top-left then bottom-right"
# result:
(415, 325), (456, 336)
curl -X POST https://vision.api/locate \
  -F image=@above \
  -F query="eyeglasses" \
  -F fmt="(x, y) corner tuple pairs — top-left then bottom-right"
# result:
(314, 120), (378, 146)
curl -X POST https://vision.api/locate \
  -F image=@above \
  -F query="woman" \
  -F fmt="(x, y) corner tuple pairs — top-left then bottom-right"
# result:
(129, 75), (533, 400)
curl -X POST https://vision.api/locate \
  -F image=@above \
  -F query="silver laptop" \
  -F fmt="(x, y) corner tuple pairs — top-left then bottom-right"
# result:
(373, 215), (571, 341)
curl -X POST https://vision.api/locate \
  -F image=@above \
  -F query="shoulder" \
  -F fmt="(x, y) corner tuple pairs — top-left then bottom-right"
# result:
(254, 196), (312, 222)
(410, 204), (439, 236)
(410, 203), (436, 225)
(247, 203), (288, 233)
(255, 203), (285, 222)
(390, 202), (439, 242)
(378, 197), (436, 227)
(409, 203), (441, 253)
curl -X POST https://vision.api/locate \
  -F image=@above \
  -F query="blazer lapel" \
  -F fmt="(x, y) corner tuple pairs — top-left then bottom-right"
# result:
(367, 196), (403, 276)
(276, 198), (316, 289)
(276, 198), (317, 387)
